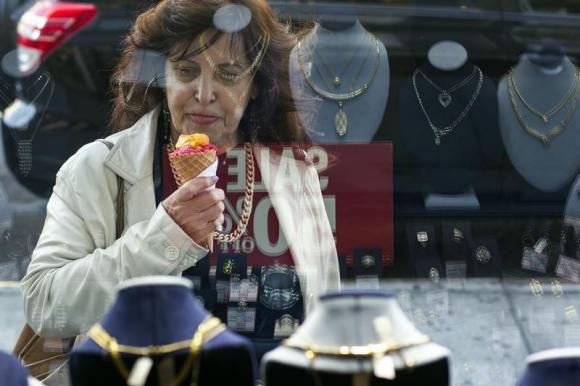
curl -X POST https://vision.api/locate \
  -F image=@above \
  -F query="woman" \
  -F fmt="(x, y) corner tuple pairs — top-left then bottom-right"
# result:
(20, 0), (340, 339)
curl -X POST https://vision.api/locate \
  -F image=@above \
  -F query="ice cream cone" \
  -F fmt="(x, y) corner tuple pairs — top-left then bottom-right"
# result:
(168, 133), (219, 252)
(168, 151), (217, 187)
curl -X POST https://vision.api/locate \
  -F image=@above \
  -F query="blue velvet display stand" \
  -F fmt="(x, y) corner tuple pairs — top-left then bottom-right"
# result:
(69, 277), (256, 386)
(517, 348), (580, 386)
(0, 350), (29, 386)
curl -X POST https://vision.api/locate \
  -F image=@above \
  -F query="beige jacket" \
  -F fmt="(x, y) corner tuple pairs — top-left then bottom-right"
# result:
(20, 107), (340, 338)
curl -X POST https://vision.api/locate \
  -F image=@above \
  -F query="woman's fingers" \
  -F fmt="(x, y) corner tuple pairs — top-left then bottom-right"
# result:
(162, 177), (225, 246)
(173, 176), (219, 201)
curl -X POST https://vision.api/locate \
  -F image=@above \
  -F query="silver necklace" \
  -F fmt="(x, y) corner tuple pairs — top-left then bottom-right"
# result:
(416, 66), (477, 108)
(412, 66), (483, 145)
(297, 34), (381, 137)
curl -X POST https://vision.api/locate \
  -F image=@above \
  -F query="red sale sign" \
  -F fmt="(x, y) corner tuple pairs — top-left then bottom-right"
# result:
(212, 143), (393, 267)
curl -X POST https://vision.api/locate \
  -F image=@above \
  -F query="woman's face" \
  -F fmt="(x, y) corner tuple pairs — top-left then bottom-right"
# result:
(165, 31), (256, 153)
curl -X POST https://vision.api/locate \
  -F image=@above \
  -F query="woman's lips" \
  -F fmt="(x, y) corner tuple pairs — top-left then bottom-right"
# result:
(190, 114), (219, 125)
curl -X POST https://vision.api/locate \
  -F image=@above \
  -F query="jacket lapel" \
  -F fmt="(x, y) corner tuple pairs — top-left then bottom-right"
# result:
(103, 107), (160, 229)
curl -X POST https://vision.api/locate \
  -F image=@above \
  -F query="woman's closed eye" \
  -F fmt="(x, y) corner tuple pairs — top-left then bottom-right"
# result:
(173, 62), (200, 82)
(216, 64), (246, 83)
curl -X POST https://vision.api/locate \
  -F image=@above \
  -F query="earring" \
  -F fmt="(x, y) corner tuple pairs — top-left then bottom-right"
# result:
(162, 100), (172, 145)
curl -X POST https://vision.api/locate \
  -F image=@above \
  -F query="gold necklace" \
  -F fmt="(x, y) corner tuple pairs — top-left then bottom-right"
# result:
(167, 142), (255, 243)
(88, 317), (225, 386)
(283, 334), (430, 386)
(507, 68), (580, 146)
(510, 66), (579, 123)
(313, 33), (365, 87)
(297, 34), (381, 137)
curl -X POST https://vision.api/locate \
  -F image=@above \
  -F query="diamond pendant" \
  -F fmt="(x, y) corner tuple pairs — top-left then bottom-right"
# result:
(333, 76), (341, 86)
(438, 92), (452, 108)
(542, 115), (548, 123)
(335, 103), (348, 137)
(17, 140), (33, 176)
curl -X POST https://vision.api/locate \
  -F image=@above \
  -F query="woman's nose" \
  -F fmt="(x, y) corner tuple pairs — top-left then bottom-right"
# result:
(193, 72), (217, 105)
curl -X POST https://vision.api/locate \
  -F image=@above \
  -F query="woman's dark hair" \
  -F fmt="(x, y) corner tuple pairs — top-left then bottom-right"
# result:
(111, 0), (309, 144)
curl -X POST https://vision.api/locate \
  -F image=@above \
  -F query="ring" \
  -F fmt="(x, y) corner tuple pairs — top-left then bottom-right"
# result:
(417, 231), (429, 248)
(214, 219), (223, 232)
(223, 259), (235, 275)
(474, 245), (491, 264)
(361, 255), (375, 269)
(452, 227), (464, 244)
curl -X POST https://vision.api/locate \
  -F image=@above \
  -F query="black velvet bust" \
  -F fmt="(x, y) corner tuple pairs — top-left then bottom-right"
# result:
(399, 61), (501, 194)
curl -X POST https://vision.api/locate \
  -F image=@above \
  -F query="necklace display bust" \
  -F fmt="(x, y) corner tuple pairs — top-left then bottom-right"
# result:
(498, 54), (580, 193)
(290, 20), (389, 143)
(262, 291), (449, 386)
(399, 41), (500, 196)
(69, 276), (255, 386)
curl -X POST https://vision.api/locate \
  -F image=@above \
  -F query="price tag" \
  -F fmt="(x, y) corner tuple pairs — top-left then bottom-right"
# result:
(445, 261), (466, 278)
(521, 247), (548, 273)
(556, 255), (580, 283)
(227, 306), (256, 332)
(355, 275), (379, 289)
(229, 279), (259, 303)
(216, 280), (230, 303)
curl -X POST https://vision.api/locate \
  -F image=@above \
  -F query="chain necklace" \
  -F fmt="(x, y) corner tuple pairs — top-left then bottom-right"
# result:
(412, 66), (483, 145)
(88, 316), (225, 386)
(510, 66), (579, 123)
(167, 142), (255, 243)
(416, 66), (477, 108)
(313, 33), (365, 88)
(283, 333), (430, 386)
(297, 34), (381, 137)
(506, 68), (580, 146)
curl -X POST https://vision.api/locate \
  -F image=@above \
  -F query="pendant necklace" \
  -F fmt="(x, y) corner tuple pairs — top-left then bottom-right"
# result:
(412, 66), (483, 145)
(510, 66), (578, 123)
(297, 34), (381, 137)
(506, 67), (580, 146)
(415, 66), (477, 108)
(313, 32), (365, 88)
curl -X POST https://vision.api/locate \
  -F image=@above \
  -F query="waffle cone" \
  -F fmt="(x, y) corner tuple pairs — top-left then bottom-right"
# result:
(168, 150), (217, 186)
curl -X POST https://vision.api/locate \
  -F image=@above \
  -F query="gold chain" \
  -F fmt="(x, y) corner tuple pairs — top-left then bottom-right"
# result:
(284, 334), (430, 386)
(297, 35), (381, 101)
(510, 66), (579, 123)
(283, 334), (430, 359)
(88, 317), (225, 386)
(507, 68), (580, 146)
(167, 143), (255, 243)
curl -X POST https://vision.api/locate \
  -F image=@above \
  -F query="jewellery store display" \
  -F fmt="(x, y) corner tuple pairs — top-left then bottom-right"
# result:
(353, 248), (382, 288)
(216, 255), (247, 304)
(416, 66), (478, 108)
(474, 246), (491, 264)
(442, 222), (471, 278)
(506, 66), (580, 146)
(88, 317), (225, 383)
(406, 224), (444, 279)
(69, 276), (256, 386)
(262, 291), (450, 386)
(273, 314), (300, 338)
(260, 264), (300, 311)
(296, 33), (381, 137)
(468, 239), (502, 277)
(412, 66), (483, 145)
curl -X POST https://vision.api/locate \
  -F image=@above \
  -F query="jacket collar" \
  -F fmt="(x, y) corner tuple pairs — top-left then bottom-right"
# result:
(103, 106), (160, 185)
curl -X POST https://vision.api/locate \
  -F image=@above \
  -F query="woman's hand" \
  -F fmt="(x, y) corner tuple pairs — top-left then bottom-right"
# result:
(162, 176), (225, 246)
